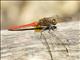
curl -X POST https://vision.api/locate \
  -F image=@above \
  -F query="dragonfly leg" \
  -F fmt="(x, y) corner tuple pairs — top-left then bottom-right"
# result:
(49, 30), (69, 54)
(51, 26), (57, 31)
(47, 29), (57, 52)
(40, 32), (53, 60)
(41, 26), (48, 32)
(48, 25), (57, 33)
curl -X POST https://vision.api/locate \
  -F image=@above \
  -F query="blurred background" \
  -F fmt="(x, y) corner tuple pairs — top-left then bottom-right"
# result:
(1, 1), (80, 29)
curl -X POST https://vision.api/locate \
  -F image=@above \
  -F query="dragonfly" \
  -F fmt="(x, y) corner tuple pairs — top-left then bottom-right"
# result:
(8, 17), (69, 60)
(8, 17), (57, 31)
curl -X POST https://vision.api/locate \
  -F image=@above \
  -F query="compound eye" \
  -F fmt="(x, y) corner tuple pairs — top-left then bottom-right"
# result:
(52, 19), (57, 25)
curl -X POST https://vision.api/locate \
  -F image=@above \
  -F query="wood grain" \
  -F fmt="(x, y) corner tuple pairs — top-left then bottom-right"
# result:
(1, 21), (80, 60)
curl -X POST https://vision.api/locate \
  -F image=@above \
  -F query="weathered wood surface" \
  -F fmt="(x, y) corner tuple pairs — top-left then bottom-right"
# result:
(1, 21), (80, 60)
